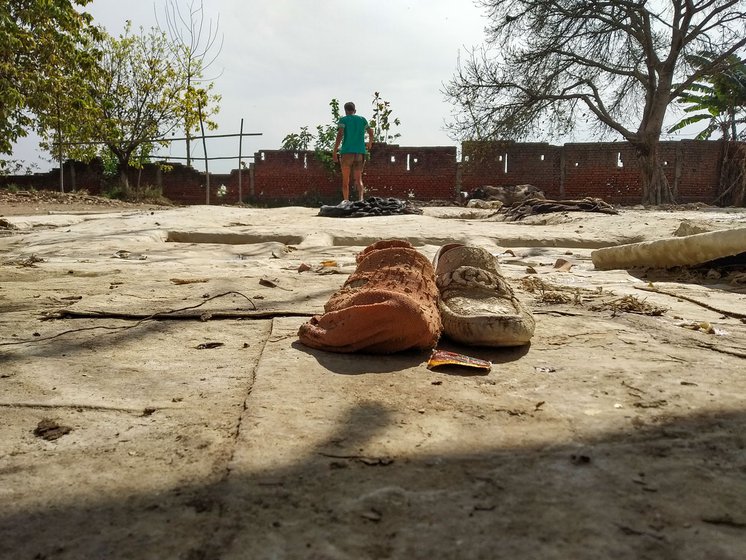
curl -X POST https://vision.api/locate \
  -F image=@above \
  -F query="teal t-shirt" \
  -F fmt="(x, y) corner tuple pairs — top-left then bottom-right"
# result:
(338, 114), (368, 154)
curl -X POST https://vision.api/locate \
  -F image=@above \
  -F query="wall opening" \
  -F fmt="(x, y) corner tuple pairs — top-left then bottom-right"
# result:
(616, 152), (623, 168)
(406, 153), (411, 171)
(540, 154), (545, 161)
(504, 153), (509, 174)
(390, 155), (396, 163)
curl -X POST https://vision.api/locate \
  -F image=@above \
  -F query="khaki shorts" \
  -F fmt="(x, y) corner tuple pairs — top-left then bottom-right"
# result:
(340, 153), (365, 170)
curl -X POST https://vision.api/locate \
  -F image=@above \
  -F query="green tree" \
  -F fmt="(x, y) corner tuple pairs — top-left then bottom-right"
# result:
(313, 98), (342, 173)
(669, 54), (746, 141)
(36, 33), (102, 184)
(0, 0), (99, 168)
(369, 91), (401, 144)
(85, 23), (193, 190)
(282, 98), (341, 173)
(444, 0), (746, 205)
(281, 126), (314, 151)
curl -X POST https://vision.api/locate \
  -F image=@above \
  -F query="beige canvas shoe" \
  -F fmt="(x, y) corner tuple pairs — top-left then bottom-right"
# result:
(298, 239), (442, 353)
(433, 243), (535, 347)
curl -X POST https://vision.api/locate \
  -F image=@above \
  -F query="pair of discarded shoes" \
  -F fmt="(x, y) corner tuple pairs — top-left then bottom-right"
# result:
(297, 240), (442, 353)
(297, 240), (535, 353)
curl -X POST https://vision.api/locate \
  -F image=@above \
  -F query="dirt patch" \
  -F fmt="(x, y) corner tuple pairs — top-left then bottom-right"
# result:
(0, 189), (172, 216)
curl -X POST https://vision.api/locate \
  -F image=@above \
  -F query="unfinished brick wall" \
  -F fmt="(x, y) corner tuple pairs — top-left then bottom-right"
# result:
(250, 144), (457, 204)
(155, 163), (205, 204)
(673, 141), (722, 202)
(0, 159), (105, 194)
(460, 140), (726, 204)
(362, 145), (458, 200)
(251, 150), (337, 204)
(129, 164), (247, 205)
(1, 140), (738, 206)
(461, 141), (561, 197)
(562, 143), (647, 203)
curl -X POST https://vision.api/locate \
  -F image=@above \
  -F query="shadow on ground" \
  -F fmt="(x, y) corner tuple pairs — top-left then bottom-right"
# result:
(2, 402), (745, 560)
(293, 339), (531, 376)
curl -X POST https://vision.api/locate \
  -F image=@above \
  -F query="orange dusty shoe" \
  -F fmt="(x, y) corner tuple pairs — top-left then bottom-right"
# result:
(298, 240), (442, 353)
(433, 243), (535, 347)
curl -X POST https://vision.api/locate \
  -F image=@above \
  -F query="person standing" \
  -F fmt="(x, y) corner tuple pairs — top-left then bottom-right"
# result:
(332, 101), (374, 202)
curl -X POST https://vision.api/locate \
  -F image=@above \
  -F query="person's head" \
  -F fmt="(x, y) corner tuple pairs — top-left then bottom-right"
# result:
(344, 102), (356, 115)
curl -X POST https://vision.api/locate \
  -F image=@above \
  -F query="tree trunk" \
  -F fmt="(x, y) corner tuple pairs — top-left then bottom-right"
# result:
(186, 129), (191, 167)
(118, 165), (130, 193)
(633, 71), (675, 206)
(111, 146), (134, 196)
(636, 140), (674, 205)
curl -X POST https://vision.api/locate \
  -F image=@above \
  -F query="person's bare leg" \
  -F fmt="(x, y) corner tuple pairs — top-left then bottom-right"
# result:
(353, 167), (364, 201)
(341, 165), (351, 201)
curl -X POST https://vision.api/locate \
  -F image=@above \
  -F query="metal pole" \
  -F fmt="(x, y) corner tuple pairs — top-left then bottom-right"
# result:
(198, 101), (209, 205)
(238, 118), (244, 203)
(58, 136), (64, 193)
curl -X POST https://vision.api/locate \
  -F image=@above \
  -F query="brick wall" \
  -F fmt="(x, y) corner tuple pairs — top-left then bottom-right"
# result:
(362, 145), (458, 201)
(1, 140), (739, 206)
(251, 150), (337, 204)
(459, 140), (727, 204)
(250, 144), (458, 204)
(673, 141), (722, 202)
(461, 141), (561, 197)
(562, 143), (646, 203)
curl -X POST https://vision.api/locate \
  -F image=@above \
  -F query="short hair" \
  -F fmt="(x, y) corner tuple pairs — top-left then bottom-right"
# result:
(344, 102), (356, 113)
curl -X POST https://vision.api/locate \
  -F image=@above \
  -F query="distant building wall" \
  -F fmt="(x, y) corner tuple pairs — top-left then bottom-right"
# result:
(250, 144), (458, 204)
(251, 149), (337, 204)
(1, 140), (738, 206)
(460, 141), (562, 197)
(460, 140), (726, 204)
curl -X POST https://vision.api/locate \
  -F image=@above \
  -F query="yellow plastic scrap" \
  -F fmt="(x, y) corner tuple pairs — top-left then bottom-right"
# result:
(427, 349), (492, 372)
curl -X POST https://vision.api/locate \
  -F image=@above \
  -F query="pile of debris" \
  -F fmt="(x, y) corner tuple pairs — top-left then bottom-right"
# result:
(318, 197), (423, 218)
(501, 197), (618, 221)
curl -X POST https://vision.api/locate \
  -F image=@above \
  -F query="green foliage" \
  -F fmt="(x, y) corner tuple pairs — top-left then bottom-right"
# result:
(0, 0), (100, 160)
(98, 150), (119, 178)
(281, 99), (341, 174)
(282, 94), (400, 174)
(36, 36), (104, 166)
(669, 54), (746, 141)
(36, 10), (221, 187)
(369, 92), (401, 144)
(281, 126), (314, 151)
(0, 159), (38, 175)
(313, 99), (342, 174)
(78, 22), (206, 190)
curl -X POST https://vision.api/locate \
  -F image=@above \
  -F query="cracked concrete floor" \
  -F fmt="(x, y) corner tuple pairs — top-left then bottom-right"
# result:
(1, 204), (746, 560)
